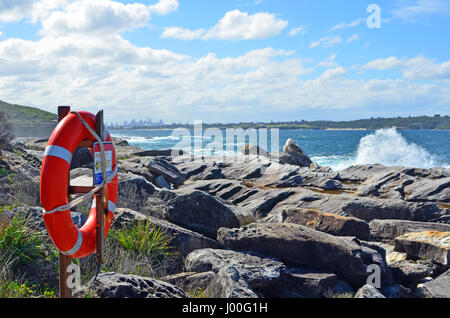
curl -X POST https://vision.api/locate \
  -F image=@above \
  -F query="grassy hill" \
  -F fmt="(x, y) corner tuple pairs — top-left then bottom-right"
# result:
(0, 100), (56, 125)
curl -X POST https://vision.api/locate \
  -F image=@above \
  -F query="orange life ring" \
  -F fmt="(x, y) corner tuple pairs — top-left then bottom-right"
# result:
(40, 111), (118, 258)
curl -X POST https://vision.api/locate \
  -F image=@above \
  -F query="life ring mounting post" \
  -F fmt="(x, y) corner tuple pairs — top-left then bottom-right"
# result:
(52, 105), (109, 298)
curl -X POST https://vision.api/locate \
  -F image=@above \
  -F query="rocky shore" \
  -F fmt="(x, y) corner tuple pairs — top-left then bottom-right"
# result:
(1, 136), (449, 298)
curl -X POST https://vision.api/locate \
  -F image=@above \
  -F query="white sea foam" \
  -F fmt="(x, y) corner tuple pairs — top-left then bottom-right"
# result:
(329, 127), (438, 170)
(113, 135), (182, 143)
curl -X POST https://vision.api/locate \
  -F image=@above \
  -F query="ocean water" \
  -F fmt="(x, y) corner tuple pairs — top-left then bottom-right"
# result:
(110, 127), (450, 171)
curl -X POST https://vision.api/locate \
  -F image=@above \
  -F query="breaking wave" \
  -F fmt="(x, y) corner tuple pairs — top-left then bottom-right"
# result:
(331, 127), (438, 170)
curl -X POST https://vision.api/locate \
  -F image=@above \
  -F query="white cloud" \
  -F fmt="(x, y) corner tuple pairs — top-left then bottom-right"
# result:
(0, 0), (67, 23)
(309, 35), (342, 48)
(288, 25), (305, 36)
(330, 18), (364, 31)
(1, 40), (448, 123)
(0, 0), (35, 22)
(162, 10), (288, 41)
(148, 0), (179, 15)
(363, 55), (450, 80)
(391, 0), (450, 22)
(346, 34), (360, 43)
(0, 2), (448, 124)
(202, 10), (288, 40)
(31, 0), (68, 23)
(41, 0), (151, 36)
(161, 27), (205, 40)
(319, 67), (347, 80)
(402, 55), (450, 79)
(317, 53), (338, 67)
(363, 57), (403, 70)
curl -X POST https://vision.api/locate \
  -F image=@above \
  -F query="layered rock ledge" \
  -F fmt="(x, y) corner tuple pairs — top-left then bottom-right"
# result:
(2, 136), (449, 298)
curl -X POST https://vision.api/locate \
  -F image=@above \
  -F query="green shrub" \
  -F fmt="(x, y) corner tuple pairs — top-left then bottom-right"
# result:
(0, 280), (35, 298)
(0, 214), (46, 267)
(109, 219), (172, 259)
(0, 279), (56, 298)
(76, 221), (177, 283)
(186, 288), (210, 298)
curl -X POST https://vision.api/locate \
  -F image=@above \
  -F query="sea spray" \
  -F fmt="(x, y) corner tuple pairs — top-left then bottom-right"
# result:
(332, 127), (437, 170)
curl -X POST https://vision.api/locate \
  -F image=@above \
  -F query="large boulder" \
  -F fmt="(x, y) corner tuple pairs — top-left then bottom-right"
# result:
(207, 266), (260, 298)
(279, 138), (313, 167)
(394, 231), (450, 265)
(117, 172), (158, 211)
(120, 157), (185, 188)
(388, 259), (439, 287)
(354, 284), (385, 298)
(342, 197), (441, 222)
(369, 219), (450, 242)
(339, 164), (401, 184)
(338, 164), (450, 202)
(217, 223), (392, 287)
(164, 190), (240, 239)
(142, 157), (185, 188)
(269, 208), (371, 241)
(74, 272), (187, 298)
(405, 177), (450, 202)
(416, 269), (450, 298)
(185, 248), (287, 298)
(280, 267), (339, 298)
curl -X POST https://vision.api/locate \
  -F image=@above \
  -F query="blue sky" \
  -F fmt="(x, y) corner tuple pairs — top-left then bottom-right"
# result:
(0, 0), (449, 124)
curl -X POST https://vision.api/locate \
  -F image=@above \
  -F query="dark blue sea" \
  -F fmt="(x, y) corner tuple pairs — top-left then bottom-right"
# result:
(110, 127), (450, 170)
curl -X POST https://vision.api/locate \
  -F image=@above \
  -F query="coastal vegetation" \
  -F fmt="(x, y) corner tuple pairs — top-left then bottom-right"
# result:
(0, 100), (56, 125)
(113, 115), (450, 130)
(1, 99), (448, 130)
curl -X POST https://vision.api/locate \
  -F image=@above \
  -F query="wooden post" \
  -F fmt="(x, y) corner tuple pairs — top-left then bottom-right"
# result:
(95, 193), (104, 264)
(58, 252), (72, 298)
(58, 106), (71, 123)
(95, 110), (105, 264)
(57, 106), (72, 299)
(55, 106), (107, 296)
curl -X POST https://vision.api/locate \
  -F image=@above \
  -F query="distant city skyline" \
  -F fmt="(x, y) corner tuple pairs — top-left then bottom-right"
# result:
(0, 1), (449, 123)
(107, 117), (164, 128)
